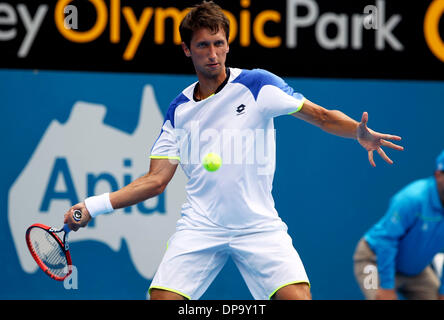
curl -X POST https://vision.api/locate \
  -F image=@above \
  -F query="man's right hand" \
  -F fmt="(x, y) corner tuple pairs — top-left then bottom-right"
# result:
(375, 288), (398, 300)
(64, 203), (92, 232)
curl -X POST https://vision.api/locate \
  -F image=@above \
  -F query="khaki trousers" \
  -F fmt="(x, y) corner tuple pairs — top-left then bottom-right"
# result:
(353, 238), (440, 300)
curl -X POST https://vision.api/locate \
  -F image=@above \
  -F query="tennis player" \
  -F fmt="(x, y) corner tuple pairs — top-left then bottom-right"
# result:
(64, 1), (403, 300)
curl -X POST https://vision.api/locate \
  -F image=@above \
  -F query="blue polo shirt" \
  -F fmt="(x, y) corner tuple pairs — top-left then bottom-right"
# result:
(364, 177), (444, 293)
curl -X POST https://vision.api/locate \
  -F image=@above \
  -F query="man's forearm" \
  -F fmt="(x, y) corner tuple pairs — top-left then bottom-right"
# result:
(294, 100), (359, 139)
(109, 174), (165, 210)
(65, 159), (177, 229)
(321, 109), (359, 139)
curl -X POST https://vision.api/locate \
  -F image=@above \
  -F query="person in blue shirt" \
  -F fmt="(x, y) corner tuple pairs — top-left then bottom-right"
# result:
(354, 149), (444, 300)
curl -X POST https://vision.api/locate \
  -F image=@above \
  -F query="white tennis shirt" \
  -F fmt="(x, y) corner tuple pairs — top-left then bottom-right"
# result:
(150, 68), (306, 230)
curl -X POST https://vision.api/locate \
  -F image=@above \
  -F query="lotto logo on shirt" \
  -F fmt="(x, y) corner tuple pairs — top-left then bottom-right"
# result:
(236, 104), (246, 115)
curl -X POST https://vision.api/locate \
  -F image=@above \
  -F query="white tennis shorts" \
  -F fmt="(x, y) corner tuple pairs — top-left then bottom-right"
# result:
(148, 226), (310, 300)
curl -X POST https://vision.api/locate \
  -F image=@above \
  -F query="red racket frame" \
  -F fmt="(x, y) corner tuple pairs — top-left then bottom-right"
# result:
(25, 223), (72, 281)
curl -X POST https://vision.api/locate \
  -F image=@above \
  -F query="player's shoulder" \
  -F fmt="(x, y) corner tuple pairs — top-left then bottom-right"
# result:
(232, 67), (284, 86)
(169, 87), (193, 109)
(164, 87), (193, 127)
(231, 67), (289, 99)
(392, 177), (431, 206)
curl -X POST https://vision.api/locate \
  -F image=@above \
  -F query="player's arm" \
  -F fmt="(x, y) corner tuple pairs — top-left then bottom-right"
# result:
(291, 99), (404, 166)
(110, 158), (178, 209)
(64, 159), (179, 231)
(375, 288), (398, 300)
(364, 195), (417, 299)
(291, 99), (359, 138)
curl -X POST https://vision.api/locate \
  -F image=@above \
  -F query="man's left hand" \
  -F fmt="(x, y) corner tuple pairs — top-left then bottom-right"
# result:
(357, 112), (404, 167)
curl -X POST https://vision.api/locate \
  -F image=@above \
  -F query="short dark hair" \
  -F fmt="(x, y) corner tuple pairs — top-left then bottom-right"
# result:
(179, 1), (230, 49)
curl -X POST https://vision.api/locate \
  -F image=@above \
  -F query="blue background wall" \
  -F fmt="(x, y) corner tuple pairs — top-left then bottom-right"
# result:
(1, 69), (443, 299)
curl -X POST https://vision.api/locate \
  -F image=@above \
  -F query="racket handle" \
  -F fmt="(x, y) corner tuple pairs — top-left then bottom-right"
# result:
(63, 224), (71, 234)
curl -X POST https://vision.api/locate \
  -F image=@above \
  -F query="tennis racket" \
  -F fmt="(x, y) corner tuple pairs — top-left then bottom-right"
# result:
(25, 210), (81, 281)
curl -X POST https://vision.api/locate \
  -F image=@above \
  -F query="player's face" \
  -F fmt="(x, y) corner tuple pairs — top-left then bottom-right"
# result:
(184, 27), (229, 80)
(435, 170), (444, 204)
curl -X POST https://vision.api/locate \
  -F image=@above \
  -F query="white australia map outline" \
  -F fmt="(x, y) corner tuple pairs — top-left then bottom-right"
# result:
(8, 84), (187, 280)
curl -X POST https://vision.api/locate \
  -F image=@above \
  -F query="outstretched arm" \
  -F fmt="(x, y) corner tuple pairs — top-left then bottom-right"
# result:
(291, 99), (404, 167)
(64, 159), (179, 231)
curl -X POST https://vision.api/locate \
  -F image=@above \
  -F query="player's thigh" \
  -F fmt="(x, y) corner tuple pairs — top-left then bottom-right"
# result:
(272, 282), (311, 300)
(230, 229), (310, 300)
(150, 288), (187, 300)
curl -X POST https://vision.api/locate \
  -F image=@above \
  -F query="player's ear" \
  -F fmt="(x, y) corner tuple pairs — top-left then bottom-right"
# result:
(182, 42), (191, 57)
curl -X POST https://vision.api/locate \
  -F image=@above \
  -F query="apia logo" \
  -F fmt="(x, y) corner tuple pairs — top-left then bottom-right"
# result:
(8, 85), (187, 280)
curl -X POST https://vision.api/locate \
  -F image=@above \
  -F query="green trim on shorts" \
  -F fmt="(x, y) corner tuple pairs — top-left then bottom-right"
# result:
(149, 286), (191, 300)
(287, 97), (306, 115)
(268, 280), (311, 300)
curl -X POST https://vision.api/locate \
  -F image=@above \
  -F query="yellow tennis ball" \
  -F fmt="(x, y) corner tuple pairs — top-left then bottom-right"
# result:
(202, 152), (222, 172)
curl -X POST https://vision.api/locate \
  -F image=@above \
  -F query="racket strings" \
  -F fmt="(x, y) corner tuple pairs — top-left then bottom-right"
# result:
(29, 227), (68, 277)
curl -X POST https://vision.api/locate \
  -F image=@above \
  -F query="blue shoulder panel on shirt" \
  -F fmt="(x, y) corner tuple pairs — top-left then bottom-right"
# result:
(150, 92), (189, 154)
(232, 69), (295, 100)
(165, 93), (189, 128)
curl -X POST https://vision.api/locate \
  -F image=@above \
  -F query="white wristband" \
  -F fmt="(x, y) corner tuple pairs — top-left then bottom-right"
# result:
(84, 193), (113, 218)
